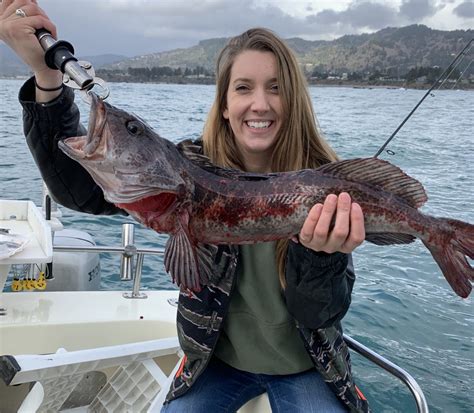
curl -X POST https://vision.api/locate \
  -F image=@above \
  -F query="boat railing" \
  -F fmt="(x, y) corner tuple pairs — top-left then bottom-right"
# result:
(54, 221), (165, 299)
(344, 334), (429, 413)
(51, 223), (429, 413)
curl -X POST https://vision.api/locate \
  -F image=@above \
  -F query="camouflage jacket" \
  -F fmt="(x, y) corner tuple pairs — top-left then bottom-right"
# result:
(165, 244), (370, 413)
(19, 79), (369, 413)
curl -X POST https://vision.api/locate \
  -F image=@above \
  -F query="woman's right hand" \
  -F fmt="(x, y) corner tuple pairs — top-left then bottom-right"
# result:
(0, 0), (62, 90)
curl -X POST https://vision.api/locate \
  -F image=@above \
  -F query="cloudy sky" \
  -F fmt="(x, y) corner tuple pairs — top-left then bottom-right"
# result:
(36, 0), (474, 57)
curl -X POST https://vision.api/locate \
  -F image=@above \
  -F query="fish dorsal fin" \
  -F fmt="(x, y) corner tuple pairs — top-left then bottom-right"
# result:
(176, 139), (272, 181)
(317, 158), (428, 208)
(176, 139), (215, 170)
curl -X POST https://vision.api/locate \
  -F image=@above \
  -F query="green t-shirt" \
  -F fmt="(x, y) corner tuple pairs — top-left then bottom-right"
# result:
(213, 242), (313, 374)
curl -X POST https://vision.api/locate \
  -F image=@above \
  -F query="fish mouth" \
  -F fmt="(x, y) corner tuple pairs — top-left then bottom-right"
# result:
(59, 93), (107, 160)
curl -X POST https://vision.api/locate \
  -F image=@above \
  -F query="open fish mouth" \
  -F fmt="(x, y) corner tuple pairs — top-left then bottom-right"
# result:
(59, 93), (107, 160)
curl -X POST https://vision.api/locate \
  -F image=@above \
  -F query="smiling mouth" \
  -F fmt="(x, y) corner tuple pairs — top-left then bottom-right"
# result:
(246, 120), (273, 129)
(59, 93), (107, 160)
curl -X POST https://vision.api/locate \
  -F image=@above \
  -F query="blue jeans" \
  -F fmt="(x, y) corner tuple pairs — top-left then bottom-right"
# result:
(161, 357), (347, 412)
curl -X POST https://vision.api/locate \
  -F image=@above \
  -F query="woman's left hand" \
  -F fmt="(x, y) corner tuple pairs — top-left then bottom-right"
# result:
(298, 192), (365, 254)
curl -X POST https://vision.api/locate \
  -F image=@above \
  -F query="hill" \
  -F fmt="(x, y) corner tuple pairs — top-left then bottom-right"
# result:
(102, 25), (473, 79)
(1, 25), (472, 85)
(0, 46), (127, 77)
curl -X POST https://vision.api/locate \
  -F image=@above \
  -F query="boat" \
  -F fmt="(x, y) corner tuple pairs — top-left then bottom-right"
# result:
(0, 190), (429, 412)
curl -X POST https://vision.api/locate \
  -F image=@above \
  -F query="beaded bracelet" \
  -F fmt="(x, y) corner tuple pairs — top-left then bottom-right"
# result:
(34, 78), (64, 92)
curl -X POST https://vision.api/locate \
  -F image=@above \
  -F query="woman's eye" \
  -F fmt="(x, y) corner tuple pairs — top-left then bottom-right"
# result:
(235, 85), (249, 92)
(270, 84), (279, 93)
(126, 120), (141, 135)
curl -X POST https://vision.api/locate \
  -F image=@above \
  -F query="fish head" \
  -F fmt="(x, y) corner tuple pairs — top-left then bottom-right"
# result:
(59, 93), (186, 205)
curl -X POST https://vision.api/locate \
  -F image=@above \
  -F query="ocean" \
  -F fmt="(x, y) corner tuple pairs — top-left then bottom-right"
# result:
(0, 78), (473, 412)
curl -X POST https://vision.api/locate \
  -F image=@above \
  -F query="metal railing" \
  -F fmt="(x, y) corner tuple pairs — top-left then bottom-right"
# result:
(53, 223), (429, 412)
(344, 334), (429, 413)
(53, 233), (164, 299)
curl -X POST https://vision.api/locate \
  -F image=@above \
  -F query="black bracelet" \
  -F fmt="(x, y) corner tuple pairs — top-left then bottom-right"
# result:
(34, 78), (64, 92)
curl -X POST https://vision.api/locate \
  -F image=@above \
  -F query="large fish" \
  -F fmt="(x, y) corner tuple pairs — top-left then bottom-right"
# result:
(59, 94), (474, 297)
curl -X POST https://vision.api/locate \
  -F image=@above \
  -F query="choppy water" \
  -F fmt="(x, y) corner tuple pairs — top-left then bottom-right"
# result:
(1, 79), (473, 412)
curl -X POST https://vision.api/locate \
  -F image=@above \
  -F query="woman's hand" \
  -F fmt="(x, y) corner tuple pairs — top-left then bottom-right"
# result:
(298, 192), (365, 254)
(0, 0), (62, 89)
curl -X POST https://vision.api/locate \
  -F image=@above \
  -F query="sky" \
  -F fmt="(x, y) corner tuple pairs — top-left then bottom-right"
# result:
(31, 0), (474, 57)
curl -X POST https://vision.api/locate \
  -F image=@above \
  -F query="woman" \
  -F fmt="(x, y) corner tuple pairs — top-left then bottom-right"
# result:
(0, 1), (369, 412)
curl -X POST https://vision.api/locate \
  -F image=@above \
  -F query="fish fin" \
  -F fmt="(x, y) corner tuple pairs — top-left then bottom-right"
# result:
(177, 139), (272, 181)
(317, 158), (428, 208)
(422, 218), (473, 298)
(163, 209), (200, 291)
(195, 243), (219, 284)
(163, 211), (217, 291)
(164, 230), (200, 291)
(365, 232), (416, 245)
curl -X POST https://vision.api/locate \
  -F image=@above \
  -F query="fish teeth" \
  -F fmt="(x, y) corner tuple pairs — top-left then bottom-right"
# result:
(246, 121), (271, 129)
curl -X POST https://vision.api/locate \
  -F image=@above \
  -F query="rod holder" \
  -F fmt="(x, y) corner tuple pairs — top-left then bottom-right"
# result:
(123, 253), (147, 299)
(120, 224), (136, 281)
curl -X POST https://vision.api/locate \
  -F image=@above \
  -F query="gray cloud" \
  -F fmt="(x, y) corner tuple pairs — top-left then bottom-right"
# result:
(306, 2), (398, 31)
(343, 2), (399, 28)
(34, 0), (469, 57)
(41, 0), (307, 55)
(399, 0), (443, 21)
(453, 1), (474, 18)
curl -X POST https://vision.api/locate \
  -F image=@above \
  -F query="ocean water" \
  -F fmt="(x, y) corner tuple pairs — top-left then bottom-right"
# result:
(0, 78), (473, 412)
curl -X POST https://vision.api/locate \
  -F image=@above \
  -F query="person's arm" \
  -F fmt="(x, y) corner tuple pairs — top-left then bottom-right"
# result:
(284, 192), (363, 329)
(20, 77), (125, 215)
(1, 1), (124, 215)
(284, 242), (354, 329)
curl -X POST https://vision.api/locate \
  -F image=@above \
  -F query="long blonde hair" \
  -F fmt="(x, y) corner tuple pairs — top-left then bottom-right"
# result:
(203, 28), (338, 288)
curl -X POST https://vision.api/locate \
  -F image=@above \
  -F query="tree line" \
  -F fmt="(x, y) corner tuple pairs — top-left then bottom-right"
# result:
(97, 66), (214, 83)
(96, 64), (468, 86)
(311, 66), (462, 83)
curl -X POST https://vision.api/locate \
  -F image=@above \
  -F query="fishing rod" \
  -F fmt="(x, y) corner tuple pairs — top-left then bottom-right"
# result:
(35, 29), (109, 101)
(373, 38), (473, 158)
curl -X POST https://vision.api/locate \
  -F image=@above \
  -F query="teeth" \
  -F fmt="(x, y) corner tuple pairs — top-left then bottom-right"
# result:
(247, 121), (271, 129)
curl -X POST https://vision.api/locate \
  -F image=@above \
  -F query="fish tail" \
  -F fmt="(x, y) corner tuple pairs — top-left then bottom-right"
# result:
(422, 218), (474, 298)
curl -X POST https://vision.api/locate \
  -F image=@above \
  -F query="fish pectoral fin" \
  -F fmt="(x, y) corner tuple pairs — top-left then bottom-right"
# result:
(193, 243), (215, 281)
(365, 232), (416, 245)
(164, 229), (200, 291)
(164, 215), (216, 292)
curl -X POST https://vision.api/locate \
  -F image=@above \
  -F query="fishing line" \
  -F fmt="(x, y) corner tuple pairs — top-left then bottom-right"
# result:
(435, 51), (472, 92)
(450, 59), (473, 90)
(374, 38), (473, 158)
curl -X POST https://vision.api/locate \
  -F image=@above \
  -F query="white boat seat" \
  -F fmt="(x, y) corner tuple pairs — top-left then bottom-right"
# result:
(1, 337), (182, 412)
(1, 337), (272, 413)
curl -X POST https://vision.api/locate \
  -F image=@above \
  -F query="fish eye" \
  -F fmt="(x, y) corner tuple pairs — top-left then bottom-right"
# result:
(126, 120), (142, 135)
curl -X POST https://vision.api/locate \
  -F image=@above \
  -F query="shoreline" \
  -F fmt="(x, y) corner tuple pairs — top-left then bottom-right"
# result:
(1, 75), (472, 91)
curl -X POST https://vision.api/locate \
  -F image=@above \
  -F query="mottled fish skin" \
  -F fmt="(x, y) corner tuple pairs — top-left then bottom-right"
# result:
(59, 94), (474, 297)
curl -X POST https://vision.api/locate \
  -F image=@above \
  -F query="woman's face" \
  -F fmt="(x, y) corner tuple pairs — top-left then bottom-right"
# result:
(223, 50), (282, 172)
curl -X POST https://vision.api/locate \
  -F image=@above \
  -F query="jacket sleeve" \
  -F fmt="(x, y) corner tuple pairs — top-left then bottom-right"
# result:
(19, 77), (125, 216)
(284, 241), (355, 330)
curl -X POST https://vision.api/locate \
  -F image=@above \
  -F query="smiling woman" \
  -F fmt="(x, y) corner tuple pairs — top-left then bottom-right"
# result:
(223, 50), (282, 173)
(0, 0), (368, 409)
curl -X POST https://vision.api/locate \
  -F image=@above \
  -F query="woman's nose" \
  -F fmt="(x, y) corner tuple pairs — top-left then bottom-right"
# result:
(250, 89), (270, 113)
